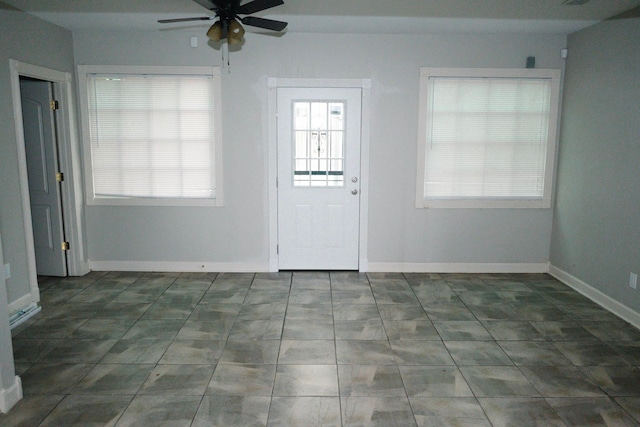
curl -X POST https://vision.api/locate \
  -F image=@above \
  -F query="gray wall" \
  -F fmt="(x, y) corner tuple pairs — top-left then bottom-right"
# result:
(73, 30), (566, 268)
(0, 4), (75, 305)
(551, 17), (640, 312)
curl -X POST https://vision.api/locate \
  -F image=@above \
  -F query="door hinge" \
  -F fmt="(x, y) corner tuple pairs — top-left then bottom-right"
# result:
(61, 241), (70, 251)
(55, 172), (64, 183)
(50, 100), (59, 110)
(276, 244), (279, 254)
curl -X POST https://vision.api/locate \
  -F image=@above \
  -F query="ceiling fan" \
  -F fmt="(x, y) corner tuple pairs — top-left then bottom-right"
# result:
(158, 0), (288, 45)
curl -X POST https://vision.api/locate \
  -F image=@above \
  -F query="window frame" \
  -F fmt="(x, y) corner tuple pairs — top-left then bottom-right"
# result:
(416, 67), (561, 209)
(77, 65), (223, 207)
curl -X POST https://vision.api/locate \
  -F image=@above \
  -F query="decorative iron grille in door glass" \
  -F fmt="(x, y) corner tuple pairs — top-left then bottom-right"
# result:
(293, 101), (345, 186)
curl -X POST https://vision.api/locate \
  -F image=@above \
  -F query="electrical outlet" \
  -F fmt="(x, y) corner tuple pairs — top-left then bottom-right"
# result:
(630, 272), (638, 290)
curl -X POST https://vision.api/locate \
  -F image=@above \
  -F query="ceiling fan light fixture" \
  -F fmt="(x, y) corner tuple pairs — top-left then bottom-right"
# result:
(228, 19), (245, 45)
(206, 21), (223, 41)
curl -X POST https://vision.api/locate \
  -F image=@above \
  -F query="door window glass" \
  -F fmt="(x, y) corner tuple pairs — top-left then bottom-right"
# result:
(292, 101), (345, 187)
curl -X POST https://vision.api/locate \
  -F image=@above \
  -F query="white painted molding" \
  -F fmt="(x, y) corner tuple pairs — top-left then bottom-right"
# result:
(367, 262), (550, 273)
(89, 261), (270, 273)
(0, 376), (22, 414)
(549, 264), (640, 329)
(7, 294), (36, 318)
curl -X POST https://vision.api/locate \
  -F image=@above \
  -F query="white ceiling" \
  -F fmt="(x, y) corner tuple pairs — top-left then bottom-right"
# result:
(3, 0), (640, 34)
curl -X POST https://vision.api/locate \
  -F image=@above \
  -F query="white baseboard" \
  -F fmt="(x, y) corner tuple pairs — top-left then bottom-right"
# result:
(89, 260), (271, 273)
(367, 262), (550, 274)
(0, 376), (22, 414)
(7, 293), (37, 318)
(549, 264), (640, 329)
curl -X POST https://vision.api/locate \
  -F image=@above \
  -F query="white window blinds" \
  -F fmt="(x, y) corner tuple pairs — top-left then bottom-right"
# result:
(425, 76), (552, 200)
(86, 73), (216, 200)
(416, 68), (561, 209)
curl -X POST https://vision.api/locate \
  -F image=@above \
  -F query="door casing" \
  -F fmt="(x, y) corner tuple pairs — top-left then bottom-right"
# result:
(9, 60), (88, 311)
(268, 78), (371, 272)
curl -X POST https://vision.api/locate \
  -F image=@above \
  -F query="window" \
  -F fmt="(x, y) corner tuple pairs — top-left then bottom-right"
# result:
(292, 101), (345, 187)
(416, 67), (561, 209)
(78, 66), (222, 206)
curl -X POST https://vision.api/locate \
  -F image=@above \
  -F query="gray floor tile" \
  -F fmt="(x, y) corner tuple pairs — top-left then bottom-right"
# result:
(176, 320), (233, 340)
(334, 320), (387, 340)
(391, 340), (455, 365)
(114, 395), (202, 427)
(267, 397), (341, 427)
(530, 320), (599, 341)
(546, 397), (639, 426)
(400, 365), (473, 397)
(520, 366), (605, 397)
(100, 338), (172, 364)
(433, 320), (493, 340)
(336, 340), (395, 365)
(0, 395), (65, 427)
(207, 363), (276, 396)
(159, 339), (224, 364)
(278, 340), (336, 364)
(382, 320), (439, 340)
(121, 319), (183, 340)
(478, 397), (567, 427)
(273, 364), (339, 396)
(39, 395), (132, 427)
(498, 341), (572, 366)
(192, 395), (270, 427)
(410, 397), (491, 427)
(220, 340), (280, 364)
(282, 319), (335, 339)
(228, 319), (284, 340)
(40, 339), (117, 363)
(421, 301), (476, 321)
(69, 319), (135, 340)
(582, 366), (640, 396)
(341, 396), (417, 427)
(614, 397), (640, 423)
(445, 340), (513, 366)
(553, 341), (632, 366)
(338, 365), (405, 397)
(483, 320), (546, 341)
(460, 366), (539, 397)
(10, 271), (640, 427)
(139, 364), (215, 395)
(71, 363), (155, 395)
(331, 290), (375, 304)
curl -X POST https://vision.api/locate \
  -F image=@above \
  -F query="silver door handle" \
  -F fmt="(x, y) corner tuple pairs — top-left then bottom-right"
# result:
(351, 189), (358, 195)
(352, 177), (358, 183)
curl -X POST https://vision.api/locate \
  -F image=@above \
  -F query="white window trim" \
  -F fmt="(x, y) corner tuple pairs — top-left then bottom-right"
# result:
(77, 65), (223, 207)
(416, 67), (561, 209)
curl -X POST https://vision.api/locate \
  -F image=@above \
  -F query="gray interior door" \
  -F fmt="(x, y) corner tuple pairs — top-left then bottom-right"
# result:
(20, 77), (67, 277)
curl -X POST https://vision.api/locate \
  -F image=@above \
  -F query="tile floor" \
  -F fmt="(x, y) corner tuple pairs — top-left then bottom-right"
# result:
(2, 271), (640, 426)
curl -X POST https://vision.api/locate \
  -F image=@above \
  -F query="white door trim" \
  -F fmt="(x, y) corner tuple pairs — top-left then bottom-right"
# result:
(267, 78), (371, 272)
(9, 60), (88, 296)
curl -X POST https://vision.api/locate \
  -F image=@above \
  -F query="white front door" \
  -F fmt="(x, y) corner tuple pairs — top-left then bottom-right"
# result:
(277, 87), (362, 270)
(20, 78), (67, 277)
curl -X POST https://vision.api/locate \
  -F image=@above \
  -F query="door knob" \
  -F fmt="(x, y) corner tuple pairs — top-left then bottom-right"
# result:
(352, 177), (358, 183)
(351, 189), (358, 195)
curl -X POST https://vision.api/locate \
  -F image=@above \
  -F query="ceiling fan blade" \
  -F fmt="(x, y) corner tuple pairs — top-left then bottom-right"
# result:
(236, 0), (284, 15)
(240, 16), (287, 31)
(191, 0), (222, 11)
(158, 16), (213, 23)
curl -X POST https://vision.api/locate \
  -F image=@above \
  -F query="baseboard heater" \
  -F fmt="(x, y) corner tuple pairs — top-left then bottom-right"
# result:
(9, 303), (41, 330)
